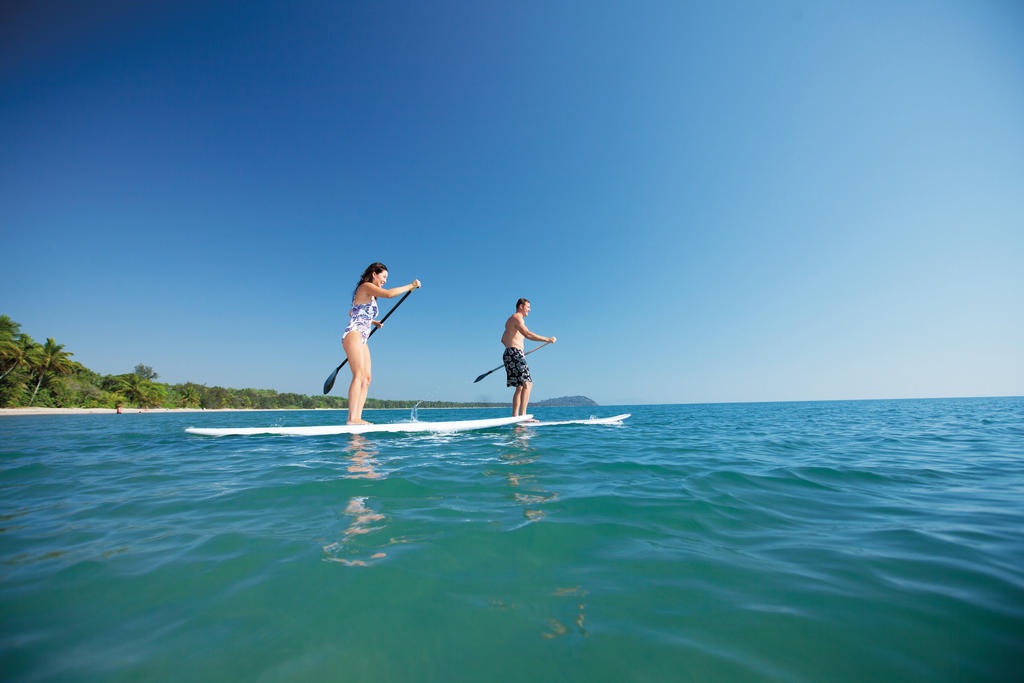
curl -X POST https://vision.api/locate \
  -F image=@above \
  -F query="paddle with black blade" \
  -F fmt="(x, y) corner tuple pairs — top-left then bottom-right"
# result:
(323, 289), (415, 394)
(473, 341), (552, 383)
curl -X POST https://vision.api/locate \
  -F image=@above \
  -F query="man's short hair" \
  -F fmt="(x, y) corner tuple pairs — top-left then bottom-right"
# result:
(516, 298), (530, 310)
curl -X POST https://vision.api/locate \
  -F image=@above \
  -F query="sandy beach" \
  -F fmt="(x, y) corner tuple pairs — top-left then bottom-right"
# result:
(0, 406), (488, 416)
(0, 407), (350, 416)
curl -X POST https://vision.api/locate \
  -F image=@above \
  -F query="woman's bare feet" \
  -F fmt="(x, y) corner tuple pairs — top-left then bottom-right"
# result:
(346, 419), (373, 425)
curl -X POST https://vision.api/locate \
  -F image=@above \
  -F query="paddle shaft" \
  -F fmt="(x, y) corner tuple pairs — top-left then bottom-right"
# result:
(323, 289), (415, 394)
(473, 341), (551, 383)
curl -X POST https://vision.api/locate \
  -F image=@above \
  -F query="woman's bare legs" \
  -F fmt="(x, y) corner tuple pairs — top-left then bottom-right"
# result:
(343, 331), (373, 424)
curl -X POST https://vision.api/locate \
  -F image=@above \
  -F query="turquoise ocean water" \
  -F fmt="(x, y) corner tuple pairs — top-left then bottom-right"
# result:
(2, 398), (1022, 681)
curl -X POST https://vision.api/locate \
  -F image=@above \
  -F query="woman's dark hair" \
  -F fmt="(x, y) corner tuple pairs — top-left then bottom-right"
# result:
(354, 262), (388, 299)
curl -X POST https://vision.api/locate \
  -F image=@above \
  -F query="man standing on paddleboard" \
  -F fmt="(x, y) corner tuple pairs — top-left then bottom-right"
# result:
(501, 298), (556, 418)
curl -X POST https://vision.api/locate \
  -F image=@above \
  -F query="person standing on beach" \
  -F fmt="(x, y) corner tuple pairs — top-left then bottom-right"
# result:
(343, 262), (421, 424)
(501, 298), (556, 417)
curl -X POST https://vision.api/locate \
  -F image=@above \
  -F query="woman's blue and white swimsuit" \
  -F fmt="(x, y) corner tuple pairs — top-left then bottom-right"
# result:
(343, 298), (378, 343)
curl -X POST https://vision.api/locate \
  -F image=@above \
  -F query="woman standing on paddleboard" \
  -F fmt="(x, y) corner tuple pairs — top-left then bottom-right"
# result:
(343, 262), (421, 424)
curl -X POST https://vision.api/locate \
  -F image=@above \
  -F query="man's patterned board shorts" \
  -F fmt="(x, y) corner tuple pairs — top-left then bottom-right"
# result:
(503, 347), (532, 387)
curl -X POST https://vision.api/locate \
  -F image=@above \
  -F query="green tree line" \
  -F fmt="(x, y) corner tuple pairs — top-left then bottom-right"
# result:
(0, 315), (506, 410)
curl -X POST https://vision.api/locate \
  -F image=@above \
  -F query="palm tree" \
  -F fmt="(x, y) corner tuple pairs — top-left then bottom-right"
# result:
(178, 383), (201, 408)
(27, 338), (75, 405)
(117, 373), (165, 408)
(1, 334), (38, 382)
(0, 315), (20, 341)
(118, 374), (146, 407)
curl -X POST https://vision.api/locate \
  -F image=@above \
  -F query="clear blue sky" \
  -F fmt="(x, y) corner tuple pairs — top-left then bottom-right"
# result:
(3, 1), (1022, 405)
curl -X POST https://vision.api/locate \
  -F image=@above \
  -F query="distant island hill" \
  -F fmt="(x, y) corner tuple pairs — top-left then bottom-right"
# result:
(529, 396), (598, 407)
(1, 313), (598, 411)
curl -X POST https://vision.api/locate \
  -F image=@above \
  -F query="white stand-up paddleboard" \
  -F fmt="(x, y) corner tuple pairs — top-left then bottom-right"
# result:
(525, 413), (631, 427)
(185, 414), (534, 437)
